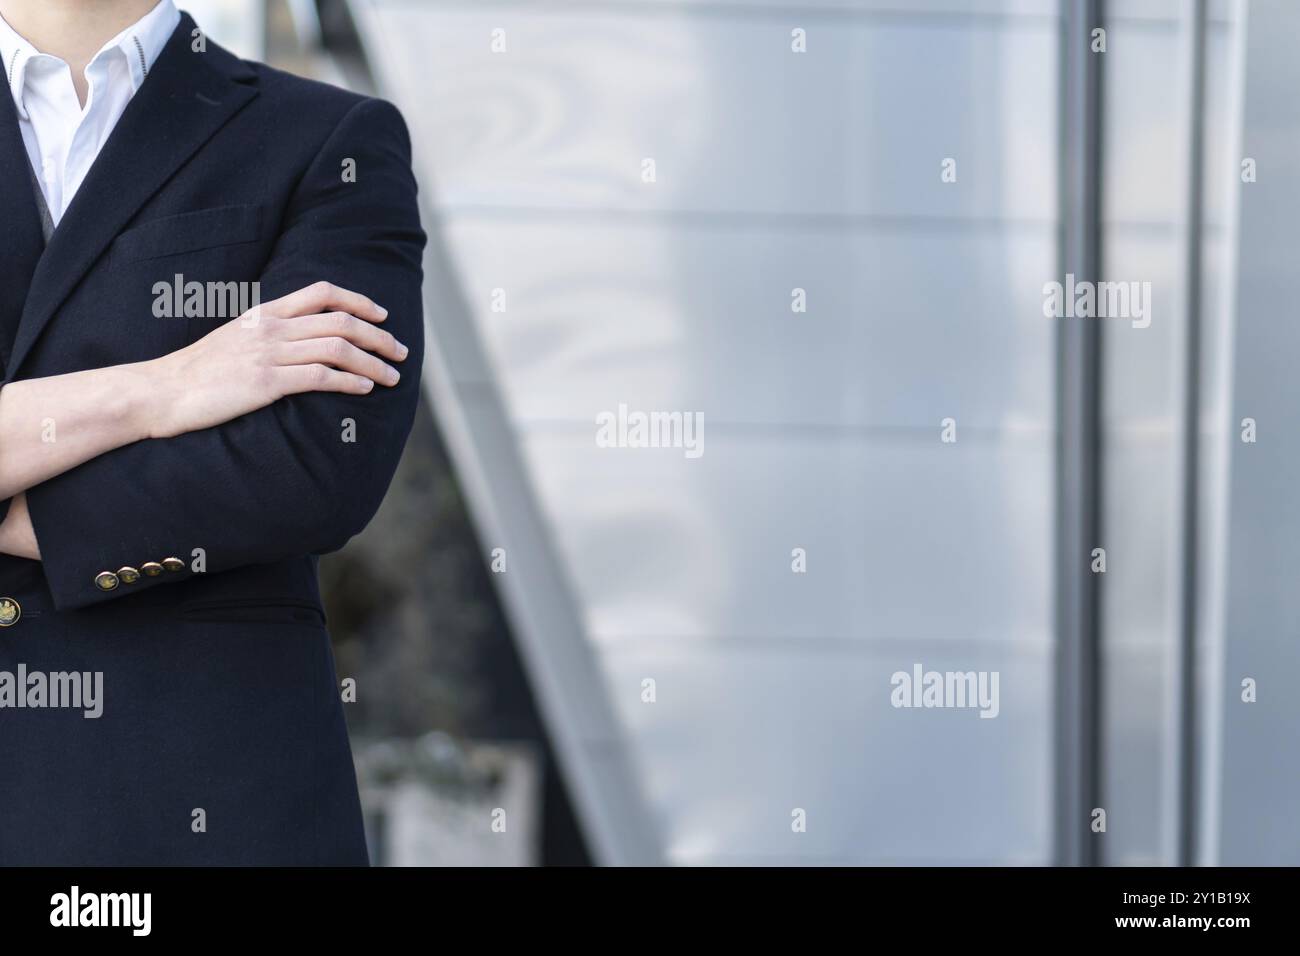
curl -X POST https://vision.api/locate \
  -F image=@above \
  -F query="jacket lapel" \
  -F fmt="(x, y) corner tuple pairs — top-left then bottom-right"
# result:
(0, 80), (45, 375)
(6, 14), (259, 377)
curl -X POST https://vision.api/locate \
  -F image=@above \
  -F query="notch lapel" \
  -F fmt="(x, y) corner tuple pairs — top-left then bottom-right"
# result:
(0, 80), (45, 374)
(5, 14), (259, 377)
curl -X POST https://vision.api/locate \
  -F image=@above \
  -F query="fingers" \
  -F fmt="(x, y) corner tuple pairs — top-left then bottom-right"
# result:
(279, 312), (408, 362)
(276, 337), (401, 387)
(266, 281), (388, 324)
(278, 363), (378, 397)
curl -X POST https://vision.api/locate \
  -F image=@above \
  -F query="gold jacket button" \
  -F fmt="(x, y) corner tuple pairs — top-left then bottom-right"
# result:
(161, 557), (185, 573)
(0, 597), (20, 627)
(117, 566), (141, 585)
(94, 571), (120, 591)
(141, 562), (164, 577)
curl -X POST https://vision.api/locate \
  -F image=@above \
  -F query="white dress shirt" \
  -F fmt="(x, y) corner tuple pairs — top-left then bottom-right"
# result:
(0, 0), (180, 227)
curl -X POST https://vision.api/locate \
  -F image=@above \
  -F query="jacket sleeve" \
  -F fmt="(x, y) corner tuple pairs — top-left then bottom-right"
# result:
(25, 97), (427, 610)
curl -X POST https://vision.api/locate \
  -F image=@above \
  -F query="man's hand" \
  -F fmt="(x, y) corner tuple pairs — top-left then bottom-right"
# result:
(148, 282), (409, 440)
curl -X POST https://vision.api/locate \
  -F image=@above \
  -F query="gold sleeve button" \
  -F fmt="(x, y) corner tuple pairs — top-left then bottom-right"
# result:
(117, 566), (141, 585)
(161, 557), (185, 573)
(141, 562), (164, 577)
(94, 571), (120, 591)
(0, 598), (20, 627)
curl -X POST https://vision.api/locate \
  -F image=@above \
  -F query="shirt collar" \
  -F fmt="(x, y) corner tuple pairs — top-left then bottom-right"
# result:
(0, 0), (180, 119)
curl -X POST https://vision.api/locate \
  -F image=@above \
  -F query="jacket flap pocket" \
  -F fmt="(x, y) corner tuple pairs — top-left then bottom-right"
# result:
(177, 596), (326, 626)
(114, 204), (263, 263)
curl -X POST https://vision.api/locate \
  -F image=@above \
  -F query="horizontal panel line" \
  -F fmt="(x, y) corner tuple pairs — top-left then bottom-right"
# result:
(1099, 638), (1174, 652)
(590, 633), (1051, 652)
(431, 205), (1059, 234)
(434, 206), (1230, 238)
(374, 0), (1233, 30)
(1102, 420), (1179, 441)
(505, 417), (1055, 441)
(1103, 220), (1229, 238)
(375, 0), (1060, 29)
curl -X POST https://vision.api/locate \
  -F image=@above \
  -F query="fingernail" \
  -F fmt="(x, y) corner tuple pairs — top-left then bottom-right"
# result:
(362, 379), (375, 391)
(377, 306), (389, 319)
(397, 343), (409, 359)
(389, 368), (401, 384)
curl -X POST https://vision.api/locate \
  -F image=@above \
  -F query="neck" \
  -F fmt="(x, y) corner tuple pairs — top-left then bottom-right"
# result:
(0, 1), (159, 72)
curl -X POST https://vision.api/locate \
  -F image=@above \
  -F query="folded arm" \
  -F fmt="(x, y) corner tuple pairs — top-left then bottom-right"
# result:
(0, 361), (159, 557)
(0, 279), (404, 558)
(2, 98), (425, 607)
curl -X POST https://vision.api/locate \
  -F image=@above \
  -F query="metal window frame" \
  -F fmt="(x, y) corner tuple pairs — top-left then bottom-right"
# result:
(1173, 0), (1209, 870)
(1054, 0), (1105, 868)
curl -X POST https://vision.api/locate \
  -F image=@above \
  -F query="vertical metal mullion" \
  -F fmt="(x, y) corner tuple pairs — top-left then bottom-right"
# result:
(1175, 0), (1209, 869)
(1055, 0), (1105, 868)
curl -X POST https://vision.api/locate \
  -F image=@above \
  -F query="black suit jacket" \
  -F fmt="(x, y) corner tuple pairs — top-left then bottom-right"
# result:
(0, 14), (425, 864)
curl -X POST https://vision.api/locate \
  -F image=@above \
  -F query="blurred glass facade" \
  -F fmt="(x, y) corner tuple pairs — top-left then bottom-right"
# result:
(352, 0), (1065, 866)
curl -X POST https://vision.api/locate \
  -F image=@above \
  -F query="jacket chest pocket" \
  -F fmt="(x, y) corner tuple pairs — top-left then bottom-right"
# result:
(112, 204), (264, 264)
(112, 205), (268, 342)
